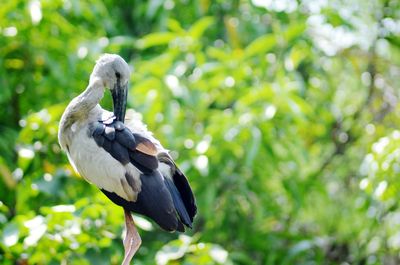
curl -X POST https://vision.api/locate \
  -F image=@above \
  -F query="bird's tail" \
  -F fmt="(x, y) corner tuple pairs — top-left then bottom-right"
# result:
(164, 177), (192, 229)
(158, 153), (197, 230)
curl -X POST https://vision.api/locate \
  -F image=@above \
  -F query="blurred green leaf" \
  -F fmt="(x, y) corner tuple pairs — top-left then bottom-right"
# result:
(136, 32), (177, 49)
(188, 17), (214, 39)
(244, 34), (276, 58)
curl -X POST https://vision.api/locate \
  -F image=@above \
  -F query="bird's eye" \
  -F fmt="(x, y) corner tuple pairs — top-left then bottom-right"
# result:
(115, 72), (121, 78)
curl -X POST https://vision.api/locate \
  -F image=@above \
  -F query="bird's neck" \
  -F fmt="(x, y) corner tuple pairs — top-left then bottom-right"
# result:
(73, 78), (105, 115)
(59, 79), (105, 131)
(83, 77), (105, 103)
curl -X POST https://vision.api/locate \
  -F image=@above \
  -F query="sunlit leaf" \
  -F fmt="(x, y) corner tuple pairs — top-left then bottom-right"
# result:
(188, 17), (214, 39)
(244, 34), (276, 59)
(136, 32), (177, 49)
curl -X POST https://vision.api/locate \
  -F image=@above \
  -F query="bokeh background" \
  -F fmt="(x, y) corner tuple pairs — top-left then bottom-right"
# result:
(1, 0), (400, 264)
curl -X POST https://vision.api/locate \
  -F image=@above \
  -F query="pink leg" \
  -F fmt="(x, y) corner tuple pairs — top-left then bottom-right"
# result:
(122, 208), (142, 265)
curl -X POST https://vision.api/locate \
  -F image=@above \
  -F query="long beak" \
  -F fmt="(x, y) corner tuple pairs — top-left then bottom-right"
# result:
(111, 78), (128, 122)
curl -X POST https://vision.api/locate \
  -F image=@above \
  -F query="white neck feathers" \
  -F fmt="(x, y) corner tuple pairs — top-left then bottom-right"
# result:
(58, 78), (105, 150)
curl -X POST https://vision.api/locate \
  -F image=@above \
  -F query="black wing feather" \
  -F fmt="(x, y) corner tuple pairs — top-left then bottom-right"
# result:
(104, 126), (116, 141)
(90, 119), (157, 169)
(115, 129), (137, 151)
(93, 123), (105, 136)
(90, 118), (196, 232)
(111, 141), (130, 164)
(130, 151), (158, 171)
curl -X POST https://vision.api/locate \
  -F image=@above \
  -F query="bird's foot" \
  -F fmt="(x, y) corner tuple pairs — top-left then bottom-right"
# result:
(122, 209), (141, 265)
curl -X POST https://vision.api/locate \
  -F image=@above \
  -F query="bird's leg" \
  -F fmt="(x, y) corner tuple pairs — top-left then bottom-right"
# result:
(122, 208), (142, 265)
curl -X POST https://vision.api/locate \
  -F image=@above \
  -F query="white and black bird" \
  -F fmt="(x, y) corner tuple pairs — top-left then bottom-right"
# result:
(58, 54), (197, 264)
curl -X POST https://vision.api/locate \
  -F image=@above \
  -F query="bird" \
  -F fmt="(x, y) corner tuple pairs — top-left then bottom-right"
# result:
(58, 54), (197, 264)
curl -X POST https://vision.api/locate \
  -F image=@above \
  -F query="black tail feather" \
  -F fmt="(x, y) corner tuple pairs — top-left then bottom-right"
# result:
(164, 177), (192, 228)
(157, 153), (197, 226)
(172, 169), (197, 223)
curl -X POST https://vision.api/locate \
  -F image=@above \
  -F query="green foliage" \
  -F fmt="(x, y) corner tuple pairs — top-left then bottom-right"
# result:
(1, 0), (400, 264)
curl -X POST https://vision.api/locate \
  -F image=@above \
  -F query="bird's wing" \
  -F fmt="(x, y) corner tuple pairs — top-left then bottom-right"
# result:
(89, 116), (196, 231)
(90, 116), (159, 173)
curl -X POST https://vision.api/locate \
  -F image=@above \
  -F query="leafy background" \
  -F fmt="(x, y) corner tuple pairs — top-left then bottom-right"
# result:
(1, 0), (400, 264)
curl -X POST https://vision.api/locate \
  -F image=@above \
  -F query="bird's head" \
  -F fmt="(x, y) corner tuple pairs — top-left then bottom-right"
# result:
(91, 54), (131, 122)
